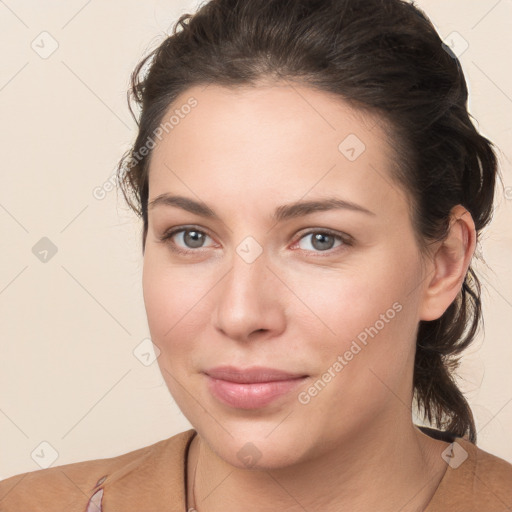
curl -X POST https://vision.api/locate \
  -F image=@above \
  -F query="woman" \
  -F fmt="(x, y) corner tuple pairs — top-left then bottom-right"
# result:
(1, 0), (511, 510)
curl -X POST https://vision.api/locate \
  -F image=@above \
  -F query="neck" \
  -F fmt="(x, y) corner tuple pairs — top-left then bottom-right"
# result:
(187, 416), (450, 512)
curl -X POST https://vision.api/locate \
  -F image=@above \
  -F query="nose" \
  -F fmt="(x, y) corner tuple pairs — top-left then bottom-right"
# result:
(212, 248), (287, 343)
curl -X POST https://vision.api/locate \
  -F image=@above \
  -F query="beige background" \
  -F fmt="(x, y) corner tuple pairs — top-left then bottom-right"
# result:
(0, 0), (511, 479)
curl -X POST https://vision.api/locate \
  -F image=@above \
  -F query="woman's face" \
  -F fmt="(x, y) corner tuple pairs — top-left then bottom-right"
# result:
(142, 82), (431, 468)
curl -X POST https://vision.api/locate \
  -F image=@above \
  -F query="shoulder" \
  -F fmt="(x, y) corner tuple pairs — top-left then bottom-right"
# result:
(466, 439), (512, 503)
(426, 436), (512, 511)
(0, 429), (196, 512)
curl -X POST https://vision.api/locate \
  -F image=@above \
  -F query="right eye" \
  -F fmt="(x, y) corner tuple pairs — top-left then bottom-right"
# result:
(158, 226), (217, 255)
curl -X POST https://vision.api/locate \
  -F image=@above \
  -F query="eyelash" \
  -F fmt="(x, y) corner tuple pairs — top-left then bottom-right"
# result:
(157, 225), (353, 257)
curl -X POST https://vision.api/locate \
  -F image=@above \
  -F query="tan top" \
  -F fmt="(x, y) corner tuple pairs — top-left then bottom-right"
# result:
(1, 427), (511, 511)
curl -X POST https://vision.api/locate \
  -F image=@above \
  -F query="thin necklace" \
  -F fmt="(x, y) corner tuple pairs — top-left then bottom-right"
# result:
(188, 435), (200, 511)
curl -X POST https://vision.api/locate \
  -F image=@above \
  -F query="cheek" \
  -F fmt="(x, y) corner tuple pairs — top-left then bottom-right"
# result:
(142, 257), (210, 410)
(296, 252), (421, 387)
(142, 252), (211, 346)
(288, 263), (402, 346)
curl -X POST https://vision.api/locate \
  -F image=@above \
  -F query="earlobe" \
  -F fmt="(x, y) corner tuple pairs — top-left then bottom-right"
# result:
(419, 205), (476, 321)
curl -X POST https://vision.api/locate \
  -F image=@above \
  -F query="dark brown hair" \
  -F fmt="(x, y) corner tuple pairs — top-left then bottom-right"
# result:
(116, 0), (502, 443)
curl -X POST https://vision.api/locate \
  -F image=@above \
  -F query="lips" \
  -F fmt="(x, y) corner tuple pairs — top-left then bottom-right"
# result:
(204, 365), (308, 383)
(204, 366), (309, 409)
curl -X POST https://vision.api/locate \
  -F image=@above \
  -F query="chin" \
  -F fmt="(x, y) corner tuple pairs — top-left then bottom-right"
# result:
(199, 423), (311, 470)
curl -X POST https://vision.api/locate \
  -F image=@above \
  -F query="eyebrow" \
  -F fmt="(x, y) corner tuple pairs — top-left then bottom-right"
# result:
(148, 193), (376, 221)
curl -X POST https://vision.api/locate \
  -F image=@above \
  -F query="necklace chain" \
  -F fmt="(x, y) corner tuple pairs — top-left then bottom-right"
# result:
(188, 435), (200, 511)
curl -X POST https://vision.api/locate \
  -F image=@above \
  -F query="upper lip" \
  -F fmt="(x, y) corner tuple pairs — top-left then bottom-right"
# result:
(204, 366), (308, 383)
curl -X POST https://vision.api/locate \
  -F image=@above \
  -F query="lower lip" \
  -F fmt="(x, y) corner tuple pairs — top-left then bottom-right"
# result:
(206, 375), (308, 409)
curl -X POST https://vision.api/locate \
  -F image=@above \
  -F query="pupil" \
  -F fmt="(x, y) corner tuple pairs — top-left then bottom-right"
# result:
(185, 230), (204, 248)
(313, 233), (333, 251)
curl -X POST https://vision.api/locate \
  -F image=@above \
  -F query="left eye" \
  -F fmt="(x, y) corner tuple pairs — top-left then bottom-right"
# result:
(295, 231), (346, 252)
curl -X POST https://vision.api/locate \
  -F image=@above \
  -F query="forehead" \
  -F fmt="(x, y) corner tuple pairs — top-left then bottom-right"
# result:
(147, 82), (410, 221)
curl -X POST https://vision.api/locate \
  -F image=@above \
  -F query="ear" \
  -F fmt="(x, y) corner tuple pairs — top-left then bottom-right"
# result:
(419, 205), (476, 322)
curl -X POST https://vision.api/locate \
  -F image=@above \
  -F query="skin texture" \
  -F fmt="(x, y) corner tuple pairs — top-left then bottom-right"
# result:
(142, 81), (476, 511)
